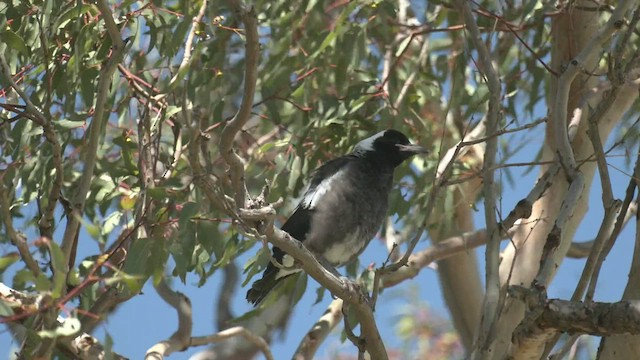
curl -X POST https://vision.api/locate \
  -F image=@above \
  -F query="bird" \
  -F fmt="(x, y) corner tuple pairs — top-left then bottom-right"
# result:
(246, 129), (427, 306)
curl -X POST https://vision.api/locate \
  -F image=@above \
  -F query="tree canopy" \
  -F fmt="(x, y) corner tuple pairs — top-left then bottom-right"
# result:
(1, 0), (640, 359)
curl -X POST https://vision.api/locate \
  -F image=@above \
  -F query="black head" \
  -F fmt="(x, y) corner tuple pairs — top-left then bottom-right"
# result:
(352, 129), (428, 168)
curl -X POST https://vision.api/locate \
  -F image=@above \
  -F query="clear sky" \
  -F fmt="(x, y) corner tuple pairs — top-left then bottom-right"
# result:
(1, 124), (636, 359)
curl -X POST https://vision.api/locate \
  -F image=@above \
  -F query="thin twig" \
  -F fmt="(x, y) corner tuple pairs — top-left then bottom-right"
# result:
(586, 146), (640, 301)
(166, 0), (208, 89)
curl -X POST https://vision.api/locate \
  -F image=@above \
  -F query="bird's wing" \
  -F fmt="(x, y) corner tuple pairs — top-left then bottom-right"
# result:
(247, 155), (354, 305)
(281, 155), (354, 242)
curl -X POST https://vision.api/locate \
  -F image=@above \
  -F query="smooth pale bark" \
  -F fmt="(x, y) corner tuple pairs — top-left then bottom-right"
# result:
(429, 166), (484, 350)
(490, 4), (627, 357)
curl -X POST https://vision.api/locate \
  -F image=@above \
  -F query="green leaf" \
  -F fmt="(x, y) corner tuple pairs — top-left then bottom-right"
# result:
(165, 105), (182, 117)
(34, 273), (53, 292)
(122, 238), (152, 276)
(213, 233), (238, 268)
(314, 285), (326, 305)
(179, 202), (200, 226)
(147, 187), (168, 200)
(102, 211), (122, 236)
(196, 218), (220, 258)
(0, 253), (20, 274)
(171, 234), (195, 281)
(395, 35), (413, 57)
(103, 332), (114, 360)
(0, 300), (13, 317)
(3, 30), (29, 56)
(315, 31), (337, 55)
(241, 245), (269, 286)
(53, 119), (85, 130)
(57, 4), (99, 28)
(121, 238), (155, 293)
(79, 67), (99, 106)
(48, 241), (67, 298)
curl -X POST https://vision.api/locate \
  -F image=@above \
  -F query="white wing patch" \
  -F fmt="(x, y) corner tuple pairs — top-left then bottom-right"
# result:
(353, 130), (386, 152)
(301, 169), (346, 209)
(275, 254), (302, 279)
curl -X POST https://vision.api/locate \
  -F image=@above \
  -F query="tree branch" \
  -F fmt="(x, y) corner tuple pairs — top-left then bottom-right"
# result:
(456, 1), (503, 353)
(145, 281), (193, 359)
(293, 298), (344, 360)
(0, 52), (63, 240)
(167, 0), (208, 89)
(0, 283), (128, 360)
(60, 0), (126, 269)
(219, 1), (260, 209)
(552, 0), (632, 173)
(190, 326), (274, 360)
(511, 288), (640, 358)
(0, 183), (41, 276)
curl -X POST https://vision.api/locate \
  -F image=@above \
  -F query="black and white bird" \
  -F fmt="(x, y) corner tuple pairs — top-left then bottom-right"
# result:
(246, 129), (427, 305)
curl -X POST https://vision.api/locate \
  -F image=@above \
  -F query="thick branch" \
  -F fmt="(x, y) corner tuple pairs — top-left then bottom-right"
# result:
(552, 0), (633, 173)
(513, 296), (640, 358)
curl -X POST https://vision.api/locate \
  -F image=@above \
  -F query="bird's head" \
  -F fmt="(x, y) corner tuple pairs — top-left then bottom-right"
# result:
(353, 129), (428, 167)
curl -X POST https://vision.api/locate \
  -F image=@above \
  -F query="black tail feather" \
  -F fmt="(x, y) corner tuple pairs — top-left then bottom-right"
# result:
(246, 263), (282, 306)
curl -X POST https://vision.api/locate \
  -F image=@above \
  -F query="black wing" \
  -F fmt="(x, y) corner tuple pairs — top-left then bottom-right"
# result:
(281, 155), (354, 242)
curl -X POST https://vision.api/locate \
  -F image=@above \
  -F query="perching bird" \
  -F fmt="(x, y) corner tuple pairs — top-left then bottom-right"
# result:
(246, 129), (427, 305)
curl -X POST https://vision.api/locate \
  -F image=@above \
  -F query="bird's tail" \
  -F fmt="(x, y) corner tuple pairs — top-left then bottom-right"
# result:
(246, 263), (283, 306)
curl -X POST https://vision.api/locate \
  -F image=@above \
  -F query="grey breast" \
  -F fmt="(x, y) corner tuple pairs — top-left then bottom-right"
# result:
(305, 161), (393, 266)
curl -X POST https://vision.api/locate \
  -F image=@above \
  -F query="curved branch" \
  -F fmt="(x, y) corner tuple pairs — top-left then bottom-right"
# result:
(552, 0), (633, 173)
(293, 299), (344, 360)
(219, 1), (260, 208)
(145, 281), (193, 359)
(0, 184), (41, 275)
(190, 326), (274, 360)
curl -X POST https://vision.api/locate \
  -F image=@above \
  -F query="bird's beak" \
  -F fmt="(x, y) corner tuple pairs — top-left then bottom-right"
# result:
(397, 143), (429, 155)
